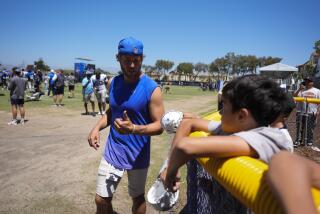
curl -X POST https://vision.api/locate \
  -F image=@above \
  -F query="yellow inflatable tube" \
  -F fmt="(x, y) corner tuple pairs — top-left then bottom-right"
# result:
(294, 97), (320, 104)
(190, 111), (320, 214)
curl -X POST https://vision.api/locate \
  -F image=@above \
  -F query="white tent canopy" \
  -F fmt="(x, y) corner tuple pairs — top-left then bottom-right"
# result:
(259, 63), (298, 78)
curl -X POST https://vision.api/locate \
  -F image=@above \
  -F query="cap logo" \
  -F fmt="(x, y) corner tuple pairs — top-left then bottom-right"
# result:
(133, 47), (138, 54)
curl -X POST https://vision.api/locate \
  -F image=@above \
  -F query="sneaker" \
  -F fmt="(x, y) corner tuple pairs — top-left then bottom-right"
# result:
(92, 112), (96, 117)
(311, 146), (320, 152)
(20, 119), (25, 125)
(8, 120), (18, 125)
(98, 112), (102, 115)
(307, 142), (313, 146)
(293, 141), (300, 147)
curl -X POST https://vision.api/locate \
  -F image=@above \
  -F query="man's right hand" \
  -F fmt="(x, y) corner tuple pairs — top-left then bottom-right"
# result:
(87, 128), (100, 150)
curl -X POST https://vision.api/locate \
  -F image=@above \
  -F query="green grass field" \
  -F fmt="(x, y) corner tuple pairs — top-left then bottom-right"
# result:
(0, 84), (217, 113)
(0, 84), (85, 111)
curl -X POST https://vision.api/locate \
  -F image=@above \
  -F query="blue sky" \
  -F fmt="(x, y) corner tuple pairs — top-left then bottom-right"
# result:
(1, 0), (319, 71)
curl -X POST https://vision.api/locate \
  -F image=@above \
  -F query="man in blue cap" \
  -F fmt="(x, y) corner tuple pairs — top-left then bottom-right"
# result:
(88, 37), (164, 214)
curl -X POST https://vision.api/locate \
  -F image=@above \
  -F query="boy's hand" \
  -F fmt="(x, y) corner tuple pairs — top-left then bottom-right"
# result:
(164, 170), (181, 192)
(159, 167), (167, 183)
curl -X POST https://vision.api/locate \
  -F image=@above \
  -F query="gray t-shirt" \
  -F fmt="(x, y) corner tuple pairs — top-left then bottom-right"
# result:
(296, 87), (320, 114)
(207, 121), (292, 163)
(8, 76), (26, 99)
(233, 127), (292, 163)
(67, 75), (75, 86)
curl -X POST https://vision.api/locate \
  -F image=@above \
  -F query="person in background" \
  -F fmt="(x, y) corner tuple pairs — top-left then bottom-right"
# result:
(44, 73), (48, 93)
(0, 69), (9, 90)
(26, 68), (34, 92)
(293, 77), (320, 147)
(34, 69), (43, 94)
(52, 69), (65, 107)
(91, 70), (108, 115)
(8, 67), (27, 125)
(67, 72), (76, 98)
(47, 69), (56, 96)
(82, 70), (95, 116)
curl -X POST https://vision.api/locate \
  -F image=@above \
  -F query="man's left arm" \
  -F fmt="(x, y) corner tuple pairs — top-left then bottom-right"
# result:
(134, 87), (164, 135)
(114, 87), (164, 136)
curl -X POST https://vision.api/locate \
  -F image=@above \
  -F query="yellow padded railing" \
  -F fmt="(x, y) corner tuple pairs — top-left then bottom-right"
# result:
(190, 111), (320, 214)
(294, 97), (320, 104)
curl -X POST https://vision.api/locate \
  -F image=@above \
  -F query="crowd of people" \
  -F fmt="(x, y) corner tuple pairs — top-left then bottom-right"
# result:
(3, 65), (112, 124)
(2, 36), (320, 213)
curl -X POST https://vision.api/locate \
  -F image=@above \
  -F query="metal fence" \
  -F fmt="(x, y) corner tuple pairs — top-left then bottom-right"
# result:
(288, 98), (320, 149)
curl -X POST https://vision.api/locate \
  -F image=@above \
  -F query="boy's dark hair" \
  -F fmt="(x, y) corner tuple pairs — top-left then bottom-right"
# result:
(222, 75), (291, 126)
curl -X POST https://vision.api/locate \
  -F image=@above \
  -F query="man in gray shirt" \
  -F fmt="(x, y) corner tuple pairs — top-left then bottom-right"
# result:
(8, 67), (27, 125)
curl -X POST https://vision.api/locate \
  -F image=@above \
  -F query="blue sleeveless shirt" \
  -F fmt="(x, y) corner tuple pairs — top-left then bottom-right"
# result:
(103, 74), (158, 169)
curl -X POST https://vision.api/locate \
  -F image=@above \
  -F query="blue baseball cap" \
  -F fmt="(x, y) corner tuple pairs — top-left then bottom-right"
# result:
(118, 37), (143, 55)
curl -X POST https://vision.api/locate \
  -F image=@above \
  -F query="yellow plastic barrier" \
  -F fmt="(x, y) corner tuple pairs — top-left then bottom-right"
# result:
(190, 111), (320, 214)
(294, 97), (320, 104)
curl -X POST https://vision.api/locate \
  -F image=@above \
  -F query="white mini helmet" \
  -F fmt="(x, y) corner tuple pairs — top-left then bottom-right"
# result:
(161, 111), (183, 134)
(147, 178), (179, 211)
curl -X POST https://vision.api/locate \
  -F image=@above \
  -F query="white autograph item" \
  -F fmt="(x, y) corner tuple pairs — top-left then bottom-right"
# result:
(147, 159), (179, 211)
(161, 110), (183, 134)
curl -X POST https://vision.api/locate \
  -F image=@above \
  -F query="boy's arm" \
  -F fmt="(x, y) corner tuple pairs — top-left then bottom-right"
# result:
(267, 152), (320, 214)
(159, 118), (215, 182)
(170, 118), (212, 151)
(165, 135), (257, 191)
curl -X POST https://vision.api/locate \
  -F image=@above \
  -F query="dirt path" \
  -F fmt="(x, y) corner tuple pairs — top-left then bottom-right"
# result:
(0, 95), (216, 213)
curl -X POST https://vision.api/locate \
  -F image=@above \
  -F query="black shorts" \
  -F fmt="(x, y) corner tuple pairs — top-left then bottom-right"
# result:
(53, 87), (64, 95)
(11, 98), (24, 106)
(68, 85), (75, 91)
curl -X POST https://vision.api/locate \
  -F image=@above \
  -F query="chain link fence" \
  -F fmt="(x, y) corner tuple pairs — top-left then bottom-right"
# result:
(287, 109), (320, 163)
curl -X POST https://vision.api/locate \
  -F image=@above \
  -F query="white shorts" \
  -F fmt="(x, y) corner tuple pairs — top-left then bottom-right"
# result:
(95, 91), (107, 103)
(83, 93), (95, 103)
(96, 158), (148, 198)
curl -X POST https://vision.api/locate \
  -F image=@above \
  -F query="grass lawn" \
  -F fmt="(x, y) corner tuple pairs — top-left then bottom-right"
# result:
(0, 84), (85, 112)
(0, 84), (217, 113)
(162, 85), (216, 101)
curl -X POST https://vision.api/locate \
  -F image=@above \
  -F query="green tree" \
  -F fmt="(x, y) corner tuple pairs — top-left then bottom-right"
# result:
(225, 52), (237, 75)
(258, 56), (282, 67)
(155, 60), (174, 76)
(233, 55), (246, 75)
(211, 57), (228, 79)
(142, 64), (155, 74)
(194, 62), (208, 81)
(34, 58), (50, 71)
(246, 55), (259, 74)
(177, 62), (193, 81)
